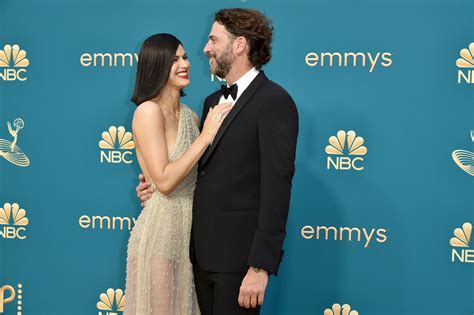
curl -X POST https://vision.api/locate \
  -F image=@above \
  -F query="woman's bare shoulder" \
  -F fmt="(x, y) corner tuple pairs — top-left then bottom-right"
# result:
(133, 101), (165, 131)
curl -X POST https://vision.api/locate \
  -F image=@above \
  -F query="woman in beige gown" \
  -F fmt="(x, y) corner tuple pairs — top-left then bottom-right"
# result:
(124, 33), (231, 315)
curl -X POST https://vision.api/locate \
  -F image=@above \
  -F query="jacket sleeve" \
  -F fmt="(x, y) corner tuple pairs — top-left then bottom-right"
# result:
(247, 91), (299, 275)
(199, 97), (212, 132)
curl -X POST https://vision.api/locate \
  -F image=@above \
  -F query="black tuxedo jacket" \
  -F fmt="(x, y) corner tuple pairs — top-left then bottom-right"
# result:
(190, 71), (298, 275)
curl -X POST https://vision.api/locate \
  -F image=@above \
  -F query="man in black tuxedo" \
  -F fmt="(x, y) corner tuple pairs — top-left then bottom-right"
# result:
(138, 8), (298, 314)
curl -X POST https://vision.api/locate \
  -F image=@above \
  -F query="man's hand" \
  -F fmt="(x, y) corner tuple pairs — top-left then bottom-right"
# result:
(238, 267), (268, 308)
(136, 174), (154, 207)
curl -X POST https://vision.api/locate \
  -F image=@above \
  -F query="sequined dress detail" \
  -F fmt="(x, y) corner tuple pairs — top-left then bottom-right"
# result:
(124, 104), (200, 315)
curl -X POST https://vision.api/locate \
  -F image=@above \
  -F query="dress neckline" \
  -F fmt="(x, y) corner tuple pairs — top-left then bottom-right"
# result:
(169, 104), (184, 159)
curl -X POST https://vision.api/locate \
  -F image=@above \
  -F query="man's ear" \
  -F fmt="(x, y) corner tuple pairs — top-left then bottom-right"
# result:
(233, 36), (248, 56)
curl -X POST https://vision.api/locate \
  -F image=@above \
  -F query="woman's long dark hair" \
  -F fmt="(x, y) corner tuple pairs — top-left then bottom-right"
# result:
(131, 33), (184, 106)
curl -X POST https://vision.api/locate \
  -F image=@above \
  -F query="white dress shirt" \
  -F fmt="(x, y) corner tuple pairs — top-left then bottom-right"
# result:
(218, 67), (259, 105)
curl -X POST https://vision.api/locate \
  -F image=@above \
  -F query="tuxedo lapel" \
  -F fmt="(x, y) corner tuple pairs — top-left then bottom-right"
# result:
(210, 92), (221, 107)
(201, 71), (268, 167)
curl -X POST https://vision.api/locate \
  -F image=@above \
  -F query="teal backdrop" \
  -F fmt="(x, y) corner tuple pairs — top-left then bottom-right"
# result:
(1, 0), (473, 314)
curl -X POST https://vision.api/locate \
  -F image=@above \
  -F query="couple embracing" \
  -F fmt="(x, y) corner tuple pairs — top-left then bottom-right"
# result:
(124, 8), (299, 315)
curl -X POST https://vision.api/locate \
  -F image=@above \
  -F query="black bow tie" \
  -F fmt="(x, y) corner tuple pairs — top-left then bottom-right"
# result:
(220, 84), (238, 100)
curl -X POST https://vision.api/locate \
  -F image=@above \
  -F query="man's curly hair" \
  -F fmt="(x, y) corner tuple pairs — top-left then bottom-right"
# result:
(215, 8), (273, 69)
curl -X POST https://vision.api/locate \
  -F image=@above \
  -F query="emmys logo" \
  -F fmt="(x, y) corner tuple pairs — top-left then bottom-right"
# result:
(0, 203), (29, 240)
(0, 118), (30, 167)
(79, 214), (137, 231)
(97, 288), (125, 315)
(0, 283), (23, 314)
(325, 130), (367, 171)
(450, 222), (473, 264)
(456, 42), (474, 84)
(301, 225), (387, 248)
(80, 52), (138, 67)
(99, 126), (135, 164)
(452, 130), (474, 176)
(305, 50), (392, 72)
(324, 303), (359, 315)
(0, 44), (29, 81)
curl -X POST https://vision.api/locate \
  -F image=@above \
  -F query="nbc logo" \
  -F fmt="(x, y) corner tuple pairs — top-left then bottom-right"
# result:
(99, 126), (135, 164)
(457, 42), (474, 84)
(209, 59), (225, 82)
(452, 130), (474, 176)
(325, 130), (367, 171)
(0, 44), (29, 81)
(0, 203), (29, 240)
(324, 303), (359, 315)
(0, 283), (23, 314)
(0, 118), (30, 167)
(211, 73), (225, 82)
(450, 222), (473, 263)
(97, 288), (125, 315)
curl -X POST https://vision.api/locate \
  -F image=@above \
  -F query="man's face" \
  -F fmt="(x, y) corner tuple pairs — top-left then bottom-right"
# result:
(203, 22), (235, 78)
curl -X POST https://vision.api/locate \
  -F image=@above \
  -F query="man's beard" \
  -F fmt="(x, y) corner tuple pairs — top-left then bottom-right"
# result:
(210, 44), (234, 78)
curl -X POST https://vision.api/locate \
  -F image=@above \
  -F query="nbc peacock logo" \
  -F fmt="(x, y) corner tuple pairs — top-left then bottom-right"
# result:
(325, 130), (367, 171)
(450, 222), (473, 263)
(0, 283), (23, 314)
(0, 44), (29, 81)
(324, 303), (359, 315)
(0, 118), (30, 167)
(456, 42), (474, 84)
(209, 59), (225, 82)
(452, 130), (474, 176)
(0, 203), (29, 240)
(97, 288), (125, 315)
(99, 126), (135, 164)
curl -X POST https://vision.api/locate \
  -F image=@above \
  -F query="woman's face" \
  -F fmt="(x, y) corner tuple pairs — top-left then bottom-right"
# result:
(168, 44), (190, 90)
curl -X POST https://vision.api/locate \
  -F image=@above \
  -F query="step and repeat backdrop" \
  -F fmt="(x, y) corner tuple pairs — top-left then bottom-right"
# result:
(1, 0), (473, 314)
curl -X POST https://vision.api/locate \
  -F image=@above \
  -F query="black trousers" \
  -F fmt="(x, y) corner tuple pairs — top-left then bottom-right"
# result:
(193, 263), (261, 315)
